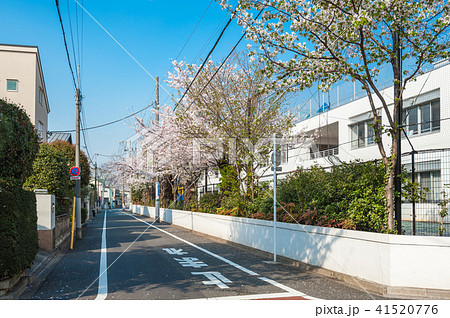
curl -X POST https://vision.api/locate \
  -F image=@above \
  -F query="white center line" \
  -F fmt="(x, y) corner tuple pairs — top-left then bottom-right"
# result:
(95, 210), (108, 300)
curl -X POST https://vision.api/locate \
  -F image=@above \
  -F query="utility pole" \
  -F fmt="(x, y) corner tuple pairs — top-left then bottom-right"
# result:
(155, 76), (160, 222)
(394, 30), (403, 235)
(75, 85), (82, 239)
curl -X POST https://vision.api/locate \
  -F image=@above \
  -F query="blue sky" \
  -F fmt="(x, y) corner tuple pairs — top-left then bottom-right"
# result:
(1, 0), (249, 164)
(1, 1), (403, 167)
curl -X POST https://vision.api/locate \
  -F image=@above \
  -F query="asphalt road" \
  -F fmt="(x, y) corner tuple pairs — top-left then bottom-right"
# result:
(20, 209), (389, 300)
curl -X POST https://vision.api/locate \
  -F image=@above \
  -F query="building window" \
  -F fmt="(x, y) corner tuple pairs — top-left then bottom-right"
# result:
(265, 144), (289, 166)
(280, 144), (288, 164)
(405, 160), (441, 202)
(407, 170), (442, 202)
(38, 121), (43, 141)
(39, 89), (44, 105)
(402, 99), (440, 136)
(350, 119), (380, 148)
(7, 79), (18, 91)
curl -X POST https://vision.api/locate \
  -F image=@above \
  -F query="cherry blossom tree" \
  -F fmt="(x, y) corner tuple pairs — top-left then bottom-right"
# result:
(167, 51), (294, 199)
(222, 0), (450, 229)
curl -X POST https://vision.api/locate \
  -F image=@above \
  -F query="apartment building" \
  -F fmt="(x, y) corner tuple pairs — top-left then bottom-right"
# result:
(0, 44), (50, 142)
(200, 61), (450, 229)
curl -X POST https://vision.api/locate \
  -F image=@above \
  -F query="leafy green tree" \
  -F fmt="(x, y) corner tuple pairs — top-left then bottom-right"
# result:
(51, 140), (91, 188)
(24, 143), (70, 214)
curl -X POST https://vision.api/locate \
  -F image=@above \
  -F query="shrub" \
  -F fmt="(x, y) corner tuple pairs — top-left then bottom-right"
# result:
(269, 161), (390, 232)
(248, 186), (273, 217)
(219, 164), (239, 197)
(81, 207), (88, 224)
(0, 99), (39, 187)
(0, 181), (39, 279)
(199, 193), (221, 213)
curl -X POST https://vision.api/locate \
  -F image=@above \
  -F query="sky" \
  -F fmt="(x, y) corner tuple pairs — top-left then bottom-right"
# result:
(0, 0), (252, 165)
(1, 0), (403, 167)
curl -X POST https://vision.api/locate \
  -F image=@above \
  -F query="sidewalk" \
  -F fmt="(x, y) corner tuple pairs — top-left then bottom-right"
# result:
(0, 217), (99, 299)
(0, 239), (69, 300)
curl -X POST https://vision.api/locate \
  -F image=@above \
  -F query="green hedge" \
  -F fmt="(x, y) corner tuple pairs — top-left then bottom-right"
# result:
(0, 182), (39, 279)
(199, 193), (221, 213)
(0, 99), (39, 187)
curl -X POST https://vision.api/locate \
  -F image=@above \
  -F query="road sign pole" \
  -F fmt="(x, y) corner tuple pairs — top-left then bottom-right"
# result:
(273, 133), (277, 263)
(155, 181), (160, 222)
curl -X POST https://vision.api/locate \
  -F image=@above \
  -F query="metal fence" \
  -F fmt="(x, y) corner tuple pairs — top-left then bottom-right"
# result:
(401, 148), (450, 236)
(196, 148), (450, 236)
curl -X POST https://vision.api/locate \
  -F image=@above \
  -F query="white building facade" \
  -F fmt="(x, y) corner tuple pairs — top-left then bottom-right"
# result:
(200, 61), (450, 233)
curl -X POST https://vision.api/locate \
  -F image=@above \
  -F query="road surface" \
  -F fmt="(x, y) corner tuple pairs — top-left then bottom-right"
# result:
(20, 209), (388, 300)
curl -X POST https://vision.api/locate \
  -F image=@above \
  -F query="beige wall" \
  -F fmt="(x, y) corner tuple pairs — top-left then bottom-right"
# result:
(0, 44), (50, 142)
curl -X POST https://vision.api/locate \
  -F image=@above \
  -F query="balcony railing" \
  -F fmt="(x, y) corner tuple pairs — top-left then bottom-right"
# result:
(310, 147), (339, 160)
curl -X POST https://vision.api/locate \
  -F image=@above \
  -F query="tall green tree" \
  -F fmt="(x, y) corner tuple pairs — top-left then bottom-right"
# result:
(24, 143), (69, 198)
(51, 140), (91, 188)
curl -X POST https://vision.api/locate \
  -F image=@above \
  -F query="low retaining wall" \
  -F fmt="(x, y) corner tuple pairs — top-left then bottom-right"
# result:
(54, 214), (70, 249)
(131, 204), (450, 293)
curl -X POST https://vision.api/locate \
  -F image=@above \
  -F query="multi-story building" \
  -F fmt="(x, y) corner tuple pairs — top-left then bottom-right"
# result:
(200, 60), (450, 232)
(0, 44), (50, 142)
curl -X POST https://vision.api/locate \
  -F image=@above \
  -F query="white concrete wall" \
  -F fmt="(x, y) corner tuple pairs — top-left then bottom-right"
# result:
(131, 204), (450, 290)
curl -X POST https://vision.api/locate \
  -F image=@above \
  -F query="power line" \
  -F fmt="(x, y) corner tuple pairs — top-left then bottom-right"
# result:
(168, 0), (214, 76)
(150, 0), (216, 116)
(51, 102), (155, 133)
(55, 0), (77, 89)
(73, 0), (171, 97)
(175, 9), (264, 115)
(65, 0), (78, 77)
(174, 10), (237, 111)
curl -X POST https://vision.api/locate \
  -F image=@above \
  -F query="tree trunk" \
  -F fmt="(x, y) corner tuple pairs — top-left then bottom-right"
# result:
(385, 169), (395, 230)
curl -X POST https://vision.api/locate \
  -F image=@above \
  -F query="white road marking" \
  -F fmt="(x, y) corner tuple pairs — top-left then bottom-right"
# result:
(95, 210), (108, 300)
(200, 292), (296, 300)
(162, 248), (188, 255)
(123, 212), (320, 299)
(258, 277), (318, 299)
(174, 257), (208, 268)
(191, 272), (232, 289)
(125, 212), (259, 276)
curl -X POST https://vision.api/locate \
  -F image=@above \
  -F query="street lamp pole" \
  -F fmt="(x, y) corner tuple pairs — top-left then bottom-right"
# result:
(155, 76), (160, 222)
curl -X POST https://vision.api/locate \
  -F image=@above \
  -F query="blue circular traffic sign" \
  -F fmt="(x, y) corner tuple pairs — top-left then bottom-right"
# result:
(70, 166), (81, 176)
